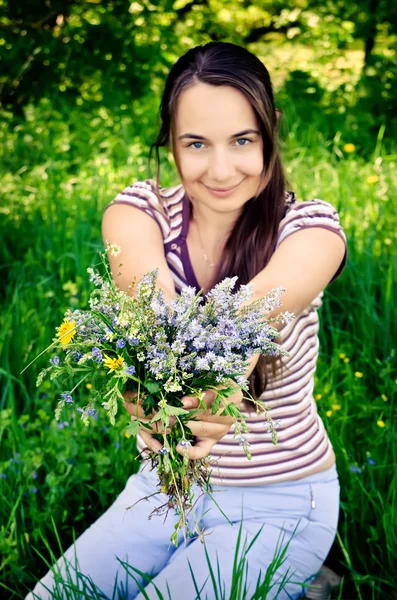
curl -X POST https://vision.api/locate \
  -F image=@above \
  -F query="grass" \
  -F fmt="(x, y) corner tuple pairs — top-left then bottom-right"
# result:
(24, 518), (298, 599)
(0, 61), (396, 598)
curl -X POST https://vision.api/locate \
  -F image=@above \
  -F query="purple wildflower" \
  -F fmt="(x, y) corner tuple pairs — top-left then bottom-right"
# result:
(116, 339), (126, 348)
(29, 487), (38, 494)
(350, 465), (362, 474)
(91, 347), (103, 363)
(1, 473), (6, 479)
(61, 392), (73, 405)
(367, 457), (376, 466)
(31, 471), (38, 479)
(125, 365), (136, 376)
(73, 351), (83, 363)
(86, 409), (97, 417)
(114, 441), (121, 450)
(50, 356), (60, 366)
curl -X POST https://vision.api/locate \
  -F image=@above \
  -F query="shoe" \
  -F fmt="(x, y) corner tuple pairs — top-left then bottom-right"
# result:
(305, 566), (342, 599)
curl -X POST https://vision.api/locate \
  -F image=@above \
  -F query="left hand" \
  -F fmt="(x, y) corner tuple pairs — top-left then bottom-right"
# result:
(123, 388), (243, 460)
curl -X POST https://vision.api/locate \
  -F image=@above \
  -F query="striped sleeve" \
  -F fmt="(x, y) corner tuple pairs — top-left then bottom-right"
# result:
(105, 179), (170, 240)
(276, 199), (348, 283)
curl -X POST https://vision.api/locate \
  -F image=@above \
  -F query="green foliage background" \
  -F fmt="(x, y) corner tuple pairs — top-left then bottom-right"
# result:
(0, 1), (396, 598)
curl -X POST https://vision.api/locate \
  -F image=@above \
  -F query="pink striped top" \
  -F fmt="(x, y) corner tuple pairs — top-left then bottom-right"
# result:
(106, 179), (348, 485)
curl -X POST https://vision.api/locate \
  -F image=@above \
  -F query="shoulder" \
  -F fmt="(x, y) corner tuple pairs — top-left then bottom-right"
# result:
(104, 178), (185, 243)
(106, 178), (184, 217)
(278, 193), (347, 247)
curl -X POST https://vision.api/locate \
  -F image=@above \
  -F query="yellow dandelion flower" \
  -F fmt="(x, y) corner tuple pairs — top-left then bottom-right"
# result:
(381, 394), (388, 402)
(56, 319), (76, 346)
(355, 371), (363, 378)
(125, 432), (132, 439)
(325, 410), (333, 417)
(344, 358), (350, 363)
(86, 383), (92, 390)
(366, 175), (379, 184)
(377, 420), (385, 428)
(103, 354), (124, 372)
(315, 393), (322, 401)
(339, 353), (346, 359)
(332, 404), (341, 411)
(343, 143), (355, 153)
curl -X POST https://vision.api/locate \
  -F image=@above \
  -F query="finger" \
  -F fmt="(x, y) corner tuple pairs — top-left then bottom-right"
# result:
(181, 390), (216, 410)
(123, 390), (145, 402)
(140, 428), (163, 453)
(124, 400), (159, 420)
(181, 388), (243, 415)
(193, 408), (234, 425)
(124, 401), (146, 419)
(184, 419), (231, 439)
(176, 437), (214, 460)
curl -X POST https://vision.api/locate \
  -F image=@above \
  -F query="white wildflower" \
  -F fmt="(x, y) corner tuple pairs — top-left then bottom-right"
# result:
(105, 241), (122, 257)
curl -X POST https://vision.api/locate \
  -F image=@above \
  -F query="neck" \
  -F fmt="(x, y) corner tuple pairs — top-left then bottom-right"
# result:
(189, 200), (239, 244)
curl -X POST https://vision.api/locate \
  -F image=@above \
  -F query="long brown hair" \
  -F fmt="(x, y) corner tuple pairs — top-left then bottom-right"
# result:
(149, 42), (290, 405)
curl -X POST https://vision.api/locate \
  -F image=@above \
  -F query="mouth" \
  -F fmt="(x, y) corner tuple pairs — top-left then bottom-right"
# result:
(204, 179), (245, 193)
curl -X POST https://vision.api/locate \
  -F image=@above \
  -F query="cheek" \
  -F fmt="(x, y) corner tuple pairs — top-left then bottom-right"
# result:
(178, 154), (205, 180)
(243, 149), (264, 176)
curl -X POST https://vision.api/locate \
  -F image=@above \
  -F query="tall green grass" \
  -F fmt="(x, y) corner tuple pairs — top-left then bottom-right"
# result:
(0, 91), (396, 598)
(23, 519), (298, 599)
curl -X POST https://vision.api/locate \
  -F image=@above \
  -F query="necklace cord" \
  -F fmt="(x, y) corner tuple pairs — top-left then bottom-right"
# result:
(192, 215), (219, 268)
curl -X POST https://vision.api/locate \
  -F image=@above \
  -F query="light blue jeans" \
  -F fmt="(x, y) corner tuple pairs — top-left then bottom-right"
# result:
(26, 463), (340, 600)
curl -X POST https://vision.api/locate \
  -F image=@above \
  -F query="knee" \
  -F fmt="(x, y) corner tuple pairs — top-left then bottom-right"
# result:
(25, 579), (55, 600)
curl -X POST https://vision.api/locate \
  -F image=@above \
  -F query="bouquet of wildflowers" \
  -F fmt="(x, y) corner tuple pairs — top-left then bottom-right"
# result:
(27, 244), (294, 544)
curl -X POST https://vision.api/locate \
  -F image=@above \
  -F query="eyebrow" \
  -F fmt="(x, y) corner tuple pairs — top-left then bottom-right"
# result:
(177, 129), (261, 141)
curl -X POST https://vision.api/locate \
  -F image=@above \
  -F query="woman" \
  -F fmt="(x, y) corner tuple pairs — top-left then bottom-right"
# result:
(27, 42), (347, 599)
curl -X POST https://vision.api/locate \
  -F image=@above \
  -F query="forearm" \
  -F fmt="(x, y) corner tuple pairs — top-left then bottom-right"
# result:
(244, 352), (260, 379)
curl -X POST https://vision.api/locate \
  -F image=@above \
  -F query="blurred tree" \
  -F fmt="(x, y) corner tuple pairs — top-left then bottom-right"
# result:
(0, 0), (396, 132)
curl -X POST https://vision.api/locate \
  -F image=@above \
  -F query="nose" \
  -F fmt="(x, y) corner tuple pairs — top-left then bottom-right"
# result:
(207, 148), (236, 182)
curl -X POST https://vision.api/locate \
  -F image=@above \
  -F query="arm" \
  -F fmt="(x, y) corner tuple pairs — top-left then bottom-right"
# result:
(179, 226), (347, 458)
(243, 226), (347, 377)
(102, 204), (177, 303)
(125, 226), (347, 459)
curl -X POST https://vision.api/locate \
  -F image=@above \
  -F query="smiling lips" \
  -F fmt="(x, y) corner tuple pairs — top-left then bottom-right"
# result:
(205, 180), (244, 192)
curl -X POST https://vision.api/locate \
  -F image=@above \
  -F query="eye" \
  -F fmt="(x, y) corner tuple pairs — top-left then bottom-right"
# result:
(188, 141), (205, 149)
(187, 138), (252, 150)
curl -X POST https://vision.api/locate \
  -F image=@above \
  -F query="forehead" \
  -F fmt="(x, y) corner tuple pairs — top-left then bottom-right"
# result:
(175, 82), (258, 133)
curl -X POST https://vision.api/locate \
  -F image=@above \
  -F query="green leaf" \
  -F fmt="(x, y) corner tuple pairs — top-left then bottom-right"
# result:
(165, 405), (188, 416)
(144, 380), (161, 394)
(142, 394), (157, 416)
(125, 421), (141, 436)
(150, 410), (166, 423)
(218, 385), (240, 398)
(212, 394), (221, 415)
(220, 403), (241, 419)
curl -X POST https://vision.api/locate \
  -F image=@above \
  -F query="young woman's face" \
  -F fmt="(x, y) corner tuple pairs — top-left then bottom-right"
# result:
(173, 82), (264, 214)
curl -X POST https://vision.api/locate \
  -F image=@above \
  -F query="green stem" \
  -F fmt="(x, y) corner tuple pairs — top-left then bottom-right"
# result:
(69, 372), (91, 394)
